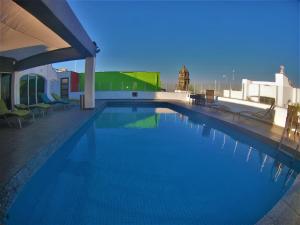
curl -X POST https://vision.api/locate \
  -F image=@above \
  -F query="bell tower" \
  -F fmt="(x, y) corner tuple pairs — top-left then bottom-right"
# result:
(176, 65), (190, 91)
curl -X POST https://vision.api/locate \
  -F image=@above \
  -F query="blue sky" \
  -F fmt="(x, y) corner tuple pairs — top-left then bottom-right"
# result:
(55, 0), (299, 85)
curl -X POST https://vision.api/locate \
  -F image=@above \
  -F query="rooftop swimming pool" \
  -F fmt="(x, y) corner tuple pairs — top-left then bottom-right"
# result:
(7, 103), (300, 225)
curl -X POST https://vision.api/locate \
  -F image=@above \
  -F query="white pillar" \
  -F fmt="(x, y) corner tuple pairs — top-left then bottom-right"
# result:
(11, 72), (17, 108)
(242, 79), (250, 100)
(84, 57), (95, 109)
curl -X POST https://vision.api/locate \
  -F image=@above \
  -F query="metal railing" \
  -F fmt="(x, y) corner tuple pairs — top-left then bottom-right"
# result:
(160, 80), (242, 97)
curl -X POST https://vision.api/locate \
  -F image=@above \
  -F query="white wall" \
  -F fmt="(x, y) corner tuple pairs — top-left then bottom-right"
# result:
(292, 88), (300, 103)
(248, 83), (260, 97)
(14, 64), (59, 104)
(225, 71), (300, 107)
(69, 91), (190, 102)
(274, 107), (287, 128)
(223, 90), (243, 99)
(219, 97), (287, 127)
(259, 85), (277, 98)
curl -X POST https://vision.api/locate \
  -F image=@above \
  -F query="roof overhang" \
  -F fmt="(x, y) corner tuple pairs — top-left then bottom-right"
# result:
(0, 0), (98, 72)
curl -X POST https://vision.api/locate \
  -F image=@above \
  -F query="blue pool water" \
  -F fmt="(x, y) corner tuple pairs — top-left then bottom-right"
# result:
(8, 104), (300, 225)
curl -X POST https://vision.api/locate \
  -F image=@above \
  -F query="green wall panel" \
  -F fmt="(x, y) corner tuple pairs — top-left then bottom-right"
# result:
(79, 71), (161, 91)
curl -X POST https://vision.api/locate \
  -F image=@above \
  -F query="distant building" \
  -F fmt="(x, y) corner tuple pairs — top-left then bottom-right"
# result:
(176, 65), (190, 91)
(223, 65), (300, 108)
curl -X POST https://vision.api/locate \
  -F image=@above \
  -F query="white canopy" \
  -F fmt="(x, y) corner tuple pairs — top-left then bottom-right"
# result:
(0, 0), (97, 71)
(0, 0), (70, 61)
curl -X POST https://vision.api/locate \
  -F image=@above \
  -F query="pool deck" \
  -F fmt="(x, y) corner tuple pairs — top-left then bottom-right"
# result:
(0, 99), (299, 224)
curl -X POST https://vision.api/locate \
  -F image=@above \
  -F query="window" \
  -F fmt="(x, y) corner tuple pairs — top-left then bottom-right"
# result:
(20, 74), (45, 105)
(20, 76), (28, 105)
(0, 73), (12, 109)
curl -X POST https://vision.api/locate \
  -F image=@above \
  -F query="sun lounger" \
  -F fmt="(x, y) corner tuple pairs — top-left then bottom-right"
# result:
(51, 93), (73, 109)
(51, 93), (70, 104)
(237, 100), (275, 123)
(203, 89), (236, 116)
(0, 99), (30, 128)
(39, 94), (69, 110)
(39, 93), (60, 105)
(15, 103), (51, 117)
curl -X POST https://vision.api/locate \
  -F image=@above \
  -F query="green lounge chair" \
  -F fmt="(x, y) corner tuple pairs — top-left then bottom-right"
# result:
(51, 93), (69, 103)
(39, 93), (69, 110)
(51, 93), (72, 109)
(51, 93), (72, 105)
(0, 99), (30, 128)
(15, 103), (51, 117)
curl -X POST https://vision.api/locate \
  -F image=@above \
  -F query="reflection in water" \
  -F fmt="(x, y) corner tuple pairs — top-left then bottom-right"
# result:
(272, 161), (283, 182)
(202, 124), (211, 137)
(101, 106), (300, 189)
(185, 110), (299, 182)
(7, 106), (300, 225)
(233, 141), (238, 155)
(246, 147), (253, 162)
(96, 107), (160, 129)
(260, 154), (268, 173)
(284, 169), (295, 187)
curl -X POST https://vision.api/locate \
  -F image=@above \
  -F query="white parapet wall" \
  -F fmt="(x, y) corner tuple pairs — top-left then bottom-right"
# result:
(223, 68), (300, 107)
(223, 90), (243, 99)
(274, 107), (287, 128)
(69, 91), (190, 102)
(219, 97), (287, 127)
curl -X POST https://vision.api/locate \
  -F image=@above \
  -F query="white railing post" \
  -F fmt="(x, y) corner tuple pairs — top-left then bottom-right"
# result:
(276, 86), (279, 105)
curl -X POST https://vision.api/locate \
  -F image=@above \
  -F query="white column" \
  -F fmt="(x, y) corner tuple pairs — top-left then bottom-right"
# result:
(11, 71), (17, 108)
(242, 79), (250, 100)
(84, 57), (95, 109)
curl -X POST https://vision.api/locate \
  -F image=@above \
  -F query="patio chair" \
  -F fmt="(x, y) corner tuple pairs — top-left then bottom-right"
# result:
(204, 90), (235, 115)
(51, 93), (70, 104)
(15, 103), (51, 117)
(206, 90), (215, 104)
(51, 93), (73, 109)
(39, 93), (70, 110)
(0, 99), (30, 128)
(190, 94), (206, 105)
(237, 100), (276, 123)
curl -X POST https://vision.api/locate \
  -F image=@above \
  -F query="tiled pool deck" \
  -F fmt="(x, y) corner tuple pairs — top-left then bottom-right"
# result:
(0, 100), (299, 224)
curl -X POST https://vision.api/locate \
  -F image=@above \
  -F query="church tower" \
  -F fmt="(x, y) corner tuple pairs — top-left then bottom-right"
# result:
(176, 65), (190, 91)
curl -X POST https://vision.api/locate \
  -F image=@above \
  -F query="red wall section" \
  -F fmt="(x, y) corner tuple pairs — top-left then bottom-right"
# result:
(70, 72), (79, 92)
